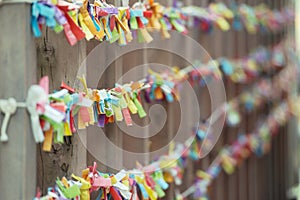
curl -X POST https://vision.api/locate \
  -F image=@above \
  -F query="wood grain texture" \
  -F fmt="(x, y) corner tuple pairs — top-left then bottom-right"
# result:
(36, 27), (87, 194)
(0, 3), (37, 199)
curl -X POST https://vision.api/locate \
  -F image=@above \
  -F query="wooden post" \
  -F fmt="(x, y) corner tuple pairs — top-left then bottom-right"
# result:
(0, 3), (37, 199)
(103, 0), (123, 173)
(286, 0), (300, 198)
(36, 26), (87, 193)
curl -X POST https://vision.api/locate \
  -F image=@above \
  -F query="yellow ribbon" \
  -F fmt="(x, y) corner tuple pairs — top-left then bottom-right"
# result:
(79, 0), (105, 40)
(42, 127), (53, 152)
(136, 176), (158, 200)
(71, 174), (91, 200)
(64, 122), (72, 136)
(78, 13), (94, 40)
(101, 17), (112, 40)
(124, 92), (138, 114)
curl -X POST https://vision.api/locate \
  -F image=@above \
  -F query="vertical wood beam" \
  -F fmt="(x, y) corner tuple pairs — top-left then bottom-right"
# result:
(0, 3), (37, 199)
(36, 27), (87, 193)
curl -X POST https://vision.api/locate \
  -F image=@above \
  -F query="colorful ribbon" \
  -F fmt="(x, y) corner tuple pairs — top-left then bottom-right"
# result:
(31, 0), (294, 45)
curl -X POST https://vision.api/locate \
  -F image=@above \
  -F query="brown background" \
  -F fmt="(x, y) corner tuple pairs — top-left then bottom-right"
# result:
(35, 0), (299, 199)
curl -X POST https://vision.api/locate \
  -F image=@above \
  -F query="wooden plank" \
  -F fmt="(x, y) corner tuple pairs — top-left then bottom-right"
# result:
(285, 1), (299, 184)
(225, 0), (240, 198)
(190, 0), (227, 198)
(85, 39), (110, 174)
(191, 0), (212, 182)
(164, 3), (174, 165)
(287, 117), (299, 189)
(85, 0), (125, 175)
(121, 46), (149, 169)
(36, 27), (87, 193)
(0, 3), (37, 199)
(101, 0), (124, 173)
(181, 0), (199, 194)
(244, 0), (258, 199)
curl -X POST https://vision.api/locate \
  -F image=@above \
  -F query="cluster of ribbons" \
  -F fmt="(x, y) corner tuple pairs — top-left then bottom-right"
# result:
(177, 99), (297, 200)
(33, 51), (299, 200)
(31, 0), (294, 46)
(0, 41), (291, 149)
(183, 3), (294, 34)
(187, 63), (297, 161)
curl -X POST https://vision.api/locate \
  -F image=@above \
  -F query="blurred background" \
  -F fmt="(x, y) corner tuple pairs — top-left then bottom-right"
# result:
(0, 0), (300, 199)
(33, 0), (300, 199)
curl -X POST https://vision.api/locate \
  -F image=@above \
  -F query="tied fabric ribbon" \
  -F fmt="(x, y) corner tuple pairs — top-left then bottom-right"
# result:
(26, 80), (49, 143)
(26, 77), (66, 143)
(25, 77), (93, 144)
(0, 98), (17, 142)
(34, 53), (299, 200)
(0, 41), (295, 145)
(31, 1), (294, 45)
(181, 99), (294, 199)
(35, 95), (297, 200)
(58, 3), (85, 45)
(71, 163), (133, 200)
(31, 1), (57, 37)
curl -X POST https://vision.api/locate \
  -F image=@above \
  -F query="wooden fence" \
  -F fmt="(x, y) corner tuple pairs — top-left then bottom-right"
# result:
(32, 0), (300, 199)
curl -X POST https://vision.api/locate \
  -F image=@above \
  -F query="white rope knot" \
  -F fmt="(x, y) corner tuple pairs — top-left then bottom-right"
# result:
(26, 85), (48, 143)
(0, 98), (17, 142)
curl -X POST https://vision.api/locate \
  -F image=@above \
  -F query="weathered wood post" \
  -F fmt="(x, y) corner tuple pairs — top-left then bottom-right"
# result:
(36, 27), (87, 193)
(0, 2), (37, 199)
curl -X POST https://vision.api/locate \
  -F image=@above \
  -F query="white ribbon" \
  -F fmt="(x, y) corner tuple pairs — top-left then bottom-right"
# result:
(112, 170), (132, 199)
(0, 98), (17, 142)
(26, 85), (48, 143)
(26, 85), (67, 143)
(122, 0), (129, 7)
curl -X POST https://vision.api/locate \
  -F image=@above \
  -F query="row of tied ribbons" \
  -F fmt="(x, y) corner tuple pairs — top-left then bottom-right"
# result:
(31, 0), (294, 46)
(37, 41), (290, 152)
(34, 52), (299, 200)
(175, 48), (299, 199)
(177, 97), (297, 200)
